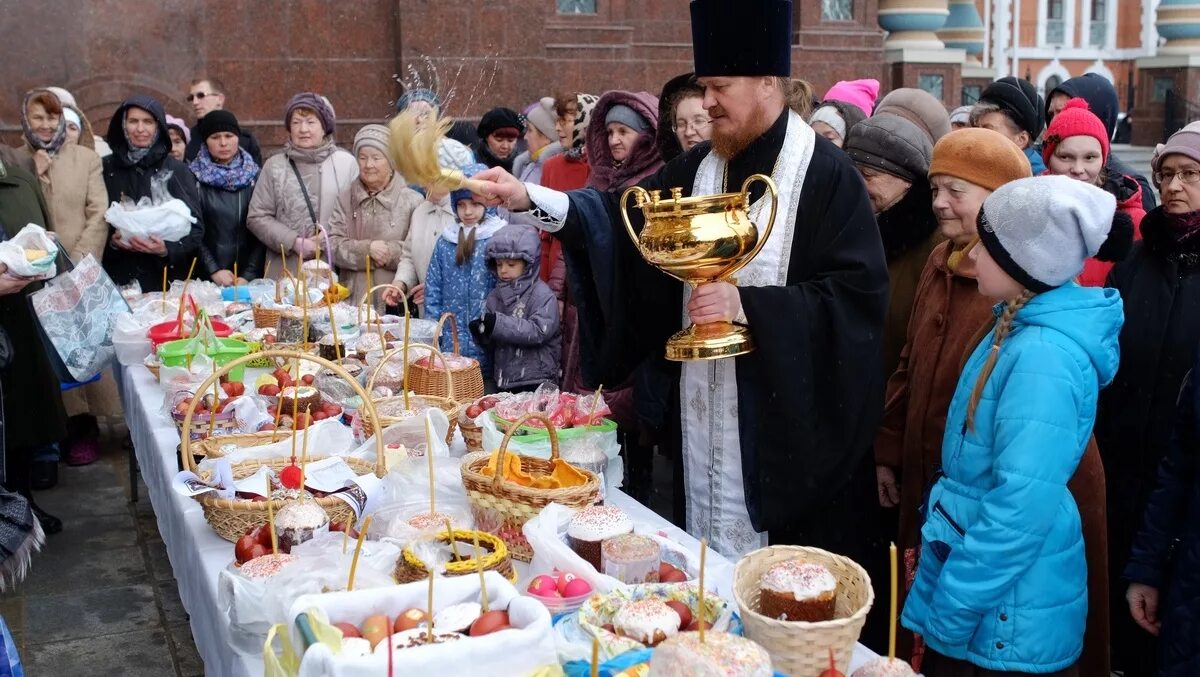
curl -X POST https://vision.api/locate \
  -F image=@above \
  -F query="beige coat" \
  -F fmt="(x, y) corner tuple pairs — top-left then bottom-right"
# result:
(400, 194), (457, 288)
(17, 144), (108, 263)
(246, 145), (357, 279)
(328, 176), (422, 309)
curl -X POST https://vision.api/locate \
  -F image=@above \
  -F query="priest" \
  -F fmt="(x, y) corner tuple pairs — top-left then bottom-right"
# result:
(476, 0), (888, 574)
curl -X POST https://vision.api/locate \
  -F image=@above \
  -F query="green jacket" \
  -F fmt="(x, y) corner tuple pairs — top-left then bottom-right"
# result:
(0, 147), (68, 450)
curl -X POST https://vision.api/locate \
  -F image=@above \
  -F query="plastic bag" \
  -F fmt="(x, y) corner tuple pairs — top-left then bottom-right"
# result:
(27, 254), (127, 382)
(367, 454), (474, 538)
(347, 408), (451, 472)
(104, 196), (196, 242)
(0, 224), (57, 278)
(574, 584), (740, 661)
(478, 413), (622, 494)
(287, 572), (558, 677)
(196, 418), (355, 472)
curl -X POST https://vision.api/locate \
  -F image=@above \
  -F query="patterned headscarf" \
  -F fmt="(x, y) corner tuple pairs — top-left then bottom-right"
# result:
(20, 89), (67, 154)
(566, 93), (600, 160)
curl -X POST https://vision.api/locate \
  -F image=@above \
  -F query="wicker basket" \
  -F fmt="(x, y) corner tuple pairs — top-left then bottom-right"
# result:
(393, 528), (517, 584)
(144, 354), (161, 381)
(733, 545), (875, 676)
(193, 431), (295, 461)
(252, 276), (286, 329)
(363, 341), (460, 444)
(460, 412), (600, 562)
(458, 412), (484, 453)
(360, 394), (460, 446)
(409, 312), (485, 402)
(178, 350), (387, 543)
(172, 407), (239, 441)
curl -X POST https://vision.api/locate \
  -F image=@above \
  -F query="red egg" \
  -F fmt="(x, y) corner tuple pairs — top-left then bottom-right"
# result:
(556, 572), (577, 595)
(561, 577), (592, 598)
(526, 574), (560, 598)
(333, 622), (362, 638)
(468, 610), (510, 637)
(664, 600), (693, 630)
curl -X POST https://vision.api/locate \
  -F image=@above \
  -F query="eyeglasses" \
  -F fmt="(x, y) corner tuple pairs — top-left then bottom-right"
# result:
(1155, 169), (1200, 186)
(186, 91), (219, 102)
(673, 116), (712, 133)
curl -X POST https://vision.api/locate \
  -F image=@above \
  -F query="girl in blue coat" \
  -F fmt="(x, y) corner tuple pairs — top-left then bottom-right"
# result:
(423, 164), (502, 375)
(901, 175), (1124, 675)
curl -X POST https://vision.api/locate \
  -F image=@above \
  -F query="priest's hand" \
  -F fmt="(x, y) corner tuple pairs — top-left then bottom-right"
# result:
(471, 167), (531, 212)
(876, 465), (900, 508)
(688, 282), (742, 325)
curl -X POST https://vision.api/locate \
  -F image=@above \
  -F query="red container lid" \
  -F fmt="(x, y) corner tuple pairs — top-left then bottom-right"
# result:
(148, 318), (232, 349)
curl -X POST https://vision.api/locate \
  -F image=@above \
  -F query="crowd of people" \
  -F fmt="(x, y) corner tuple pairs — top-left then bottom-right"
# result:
(2, 4), (1200, 672)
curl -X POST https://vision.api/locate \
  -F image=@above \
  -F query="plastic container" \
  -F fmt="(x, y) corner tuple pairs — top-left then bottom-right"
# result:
(114, 336), (153, 366)
(221, 286), (252, 302)
(157, 337), (251, 381)
(148, 318), (233, 349)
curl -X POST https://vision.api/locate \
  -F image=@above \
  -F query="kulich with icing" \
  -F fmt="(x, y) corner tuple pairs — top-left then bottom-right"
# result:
(407, 511), (457, 531)
(649, 631), (773, 677)
(236, 553), (299, 579)
(612, 599), (681, 646)
(759, 559), (838, 622)
(850, 657), (920, 677)
(568, 505), (633, 570)
(273, 501), (329, 553)
(278, 385), (320, 414)
(602, 533), (661, 584)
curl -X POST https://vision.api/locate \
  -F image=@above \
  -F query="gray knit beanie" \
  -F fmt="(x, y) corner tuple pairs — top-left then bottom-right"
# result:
(844, 114), (933, 182)
(874, 87), (953, 143)
(978, 175), (1115, 291)
(353, 124), (391, 163)
(605, 104), (651, 134)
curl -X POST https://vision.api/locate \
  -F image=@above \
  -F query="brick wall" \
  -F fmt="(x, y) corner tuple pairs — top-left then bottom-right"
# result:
(1, 0), (884, 151)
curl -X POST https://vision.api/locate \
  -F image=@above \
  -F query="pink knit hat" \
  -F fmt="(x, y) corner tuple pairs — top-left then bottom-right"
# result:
(822, 79), (880, 118)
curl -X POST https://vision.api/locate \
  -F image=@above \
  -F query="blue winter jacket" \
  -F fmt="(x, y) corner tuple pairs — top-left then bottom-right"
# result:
(423, 215), (502, 374)
(901, 284), (1123, 673)
(1025, 146), (1047, 175)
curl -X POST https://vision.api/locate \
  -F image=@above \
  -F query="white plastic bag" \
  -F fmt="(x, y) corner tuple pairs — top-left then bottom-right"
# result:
(0, 224), (57, 278)
(105, 198), (196, 242)
(366, 454), (475, 538)
(196, 418), (355, 472)
(288, 572), (557, 677)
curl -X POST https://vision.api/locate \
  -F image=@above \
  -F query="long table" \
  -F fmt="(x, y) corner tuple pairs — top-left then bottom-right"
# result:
(119, 363), (875, 676)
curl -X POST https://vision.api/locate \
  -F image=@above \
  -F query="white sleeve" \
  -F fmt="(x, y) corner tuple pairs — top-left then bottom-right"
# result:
(522, 183), (570, 232)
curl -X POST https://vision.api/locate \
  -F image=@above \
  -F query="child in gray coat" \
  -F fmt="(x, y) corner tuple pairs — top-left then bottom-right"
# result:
(470, 224), (562, 392)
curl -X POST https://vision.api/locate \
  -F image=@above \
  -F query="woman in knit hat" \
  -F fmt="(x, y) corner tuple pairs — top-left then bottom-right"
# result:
(327, 124), (422, 311)
(808, 78), (879, 148)
(902, 175), (1122, 676)
(876, 128), (1033, 660)
(874, 87), (953, 144)
(165, 115), (190, 162)
(189, 109), (264, 287)
(844, 114), (940, 379)
(1097, 123), (1200, 677)
(247, 92), (357, 280)
(1042, 98), (1144, 286)
(511, 97), (563, 186)
(473, 107), (524, 173)
(586, 90), (661, 192)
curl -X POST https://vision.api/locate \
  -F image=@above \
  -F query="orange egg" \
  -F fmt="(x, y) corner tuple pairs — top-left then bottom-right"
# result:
(393, 608), (428, 633)
(361, 614), (391, 648)
(468, 610), (510, 637)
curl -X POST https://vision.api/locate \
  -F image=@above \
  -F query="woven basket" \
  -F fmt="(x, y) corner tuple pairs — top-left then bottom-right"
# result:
(733, 545), (874, 676)
(460, 412), (600, 562)
(193, 431), (295, 461)
(172, 407), (239, 441)
(363, 341), (460, 444)
(409, 312), (485, 402)
(359, 393), (460, 446)
(459, 412), (484, 453)
(144, 354), (161, 381)
(252, 276), (285, 329)
(392, 528), (517, 584)
(179, 350), (387, 543)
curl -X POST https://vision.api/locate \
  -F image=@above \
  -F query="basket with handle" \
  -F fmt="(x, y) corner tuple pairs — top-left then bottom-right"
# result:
(361, 341), (459, 445)
(732, 545), (875, 676)
(392, 527), (517, 584)
(460, 412), (600, 562)
(178, 350), (386, 542)
(252, 275), (286, 330)
(408, 312), (485, 402)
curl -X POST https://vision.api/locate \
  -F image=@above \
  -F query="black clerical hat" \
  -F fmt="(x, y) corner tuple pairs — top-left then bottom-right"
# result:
(690, 0), (793, 77)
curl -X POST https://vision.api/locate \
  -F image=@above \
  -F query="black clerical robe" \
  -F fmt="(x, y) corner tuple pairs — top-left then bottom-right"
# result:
(547, 110), (889, 566)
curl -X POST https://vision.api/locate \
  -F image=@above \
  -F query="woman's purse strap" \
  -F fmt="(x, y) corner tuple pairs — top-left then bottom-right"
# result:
(288, 158), (319, 237)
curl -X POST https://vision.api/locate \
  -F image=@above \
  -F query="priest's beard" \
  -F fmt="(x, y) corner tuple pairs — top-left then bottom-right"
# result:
(710, 102), (773, 160)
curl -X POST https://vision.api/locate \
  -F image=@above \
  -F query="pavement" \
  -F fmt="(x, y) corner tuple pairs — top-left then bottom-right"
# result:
(0, 429), (203, 677)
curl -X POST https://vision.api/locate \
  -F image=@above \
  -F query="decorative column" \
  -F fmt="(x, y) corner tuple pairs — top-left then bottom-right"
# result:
(1157, 0), (1200, 54)
(938, 0), (985, 64)
(879, 0), (951, 49)
(880, 0), (965, 107)
(1133, 0), (1200, 144)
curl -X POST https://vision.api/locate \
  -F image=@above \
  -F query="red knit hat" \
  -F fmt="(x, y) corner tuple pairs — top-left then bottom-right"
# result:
(1041, 98), (1110, 168)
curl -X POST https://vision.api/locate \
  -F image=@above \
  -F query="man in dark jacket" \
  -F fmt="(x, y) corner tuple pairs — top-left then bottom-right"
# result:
(1046, 73), (1156, 211)
(183, 77), (263, 165)
(0, 146), (69, 534)
(102, 95), (205, 291)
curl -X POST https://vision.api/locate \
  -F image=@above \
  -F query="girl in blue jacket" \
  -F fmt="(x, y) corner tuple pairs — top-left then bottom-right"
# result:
(901, 175), (1124, 675)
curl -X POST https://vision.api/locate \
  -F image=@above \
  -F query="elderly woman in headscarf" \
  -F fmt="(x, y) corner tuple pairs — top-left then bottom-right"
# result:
(328, 124), (423, 311)
(247, 93), (357, 279)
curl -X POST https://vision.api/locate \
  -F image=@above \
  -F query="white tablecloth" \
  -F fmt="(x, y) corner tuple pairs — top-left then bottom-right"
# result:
(119, 363), (876, 676)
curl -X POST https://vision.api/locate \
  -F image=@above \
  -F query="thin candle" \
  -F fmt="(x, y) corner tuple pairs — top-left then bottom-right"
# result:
(401, 300), (411, 410)
(232, 262), (238, 298)
(590, 638), (599, 677)
(346, 515), (373, 591)
(266, 476), (278, 555)
(426, 570), (435, 644)
(289, 387), (299, 463)
(299, 405), (311, 498)
(472, 533), (489, 613)
(444, 518), (460, 560)
(425, 415), (436, 516)
(586, 385), (604, 425)
(208, 373), (219, 439)
(889, 542), (898, 659)
(271, 395), (283, 443)
(161, 266), (168, 313)
(326, 297), (341, 360)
